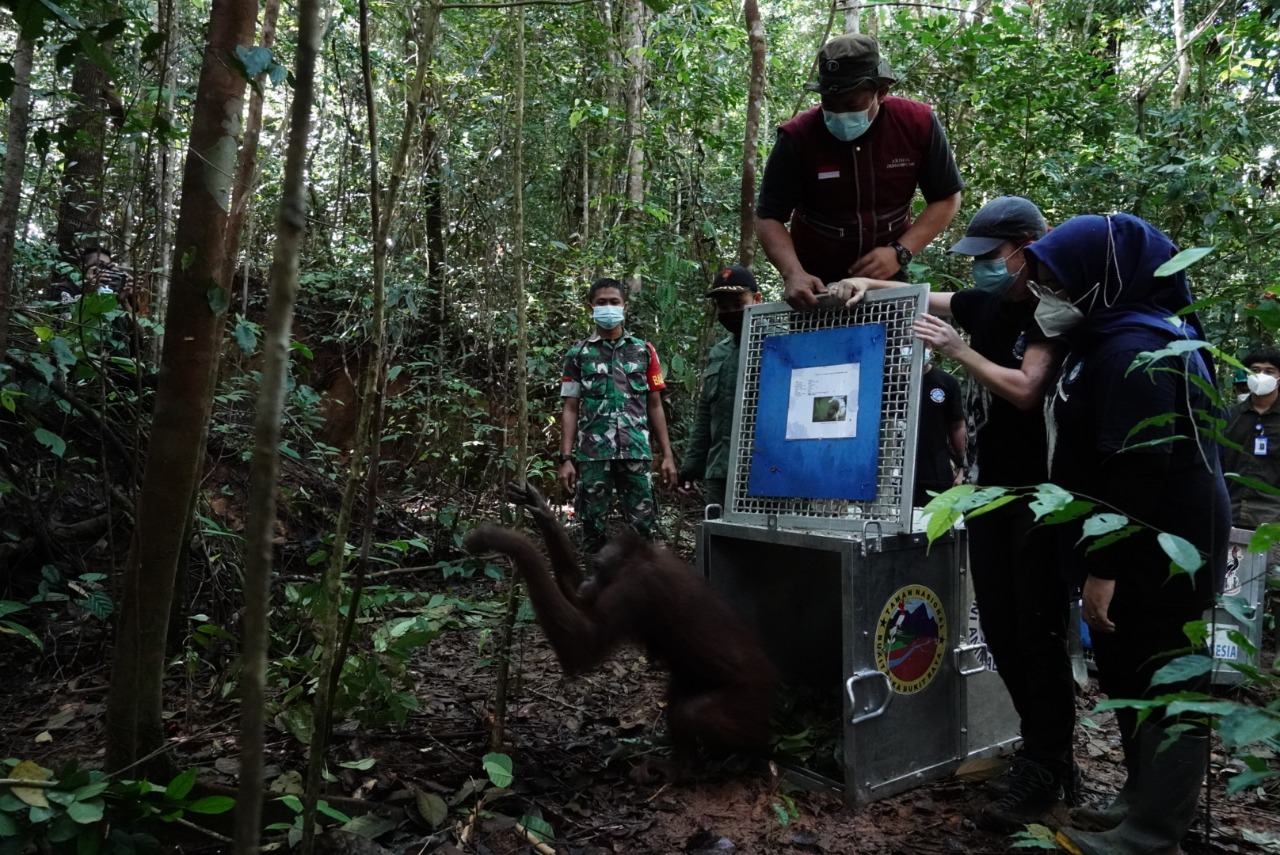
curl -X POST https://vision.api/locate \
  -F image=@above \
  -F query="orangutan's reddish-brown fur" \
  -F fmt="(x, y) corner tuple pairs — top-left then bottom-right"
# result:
(465, 484), (777, 754)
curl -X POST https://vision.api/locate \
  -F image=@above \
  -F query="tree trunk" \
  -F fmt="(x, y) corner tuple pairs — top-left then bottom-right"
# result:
(0, 36), (35, 360)
(490, 4), (529, 752)
(844, 0), (860, 34)
(151, 0), (181, 361)
(56, 54), (110, 260)
(1171, 0), (1191, 107)
(234, 1), (322, 850)
(739, 0), (765, 266)
(422, 122), (446, 339)
(226, 0), (284, 306)
(104, 0), (258, 775)
(621, 0), (646, 293)
(301, 3), (428, 850)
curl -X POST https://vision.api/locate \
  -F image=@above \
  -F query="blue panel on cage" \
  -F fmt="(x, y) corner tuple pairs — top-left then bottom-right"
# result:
(747, 325), (886, 500)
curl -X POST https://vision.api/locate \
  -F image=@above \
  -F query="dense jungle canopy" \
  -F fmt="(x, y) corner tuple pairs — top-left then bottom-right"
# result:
(0, 0), (1279, 851)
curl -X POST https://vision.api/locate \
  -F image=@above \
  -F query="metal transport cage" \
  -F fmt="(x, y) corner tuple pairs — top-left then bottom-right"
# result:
(697, 288), (1020, 805)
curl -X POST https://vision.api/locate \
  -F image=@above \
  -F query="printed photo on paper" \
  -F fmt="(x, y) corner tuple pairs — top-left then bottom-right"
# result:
(786, 363), (859, 439)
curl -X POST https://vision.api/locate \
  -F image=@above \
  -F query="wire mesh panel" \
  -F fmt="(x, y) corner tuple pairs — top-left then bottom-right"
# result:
(723, 285), (927, 533)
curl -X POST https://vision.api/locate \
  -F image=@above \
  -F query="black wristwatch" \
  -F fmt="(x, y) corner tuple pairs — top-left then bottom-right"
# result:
(890, 241), (913, 270)
(558, 453), (573, 464)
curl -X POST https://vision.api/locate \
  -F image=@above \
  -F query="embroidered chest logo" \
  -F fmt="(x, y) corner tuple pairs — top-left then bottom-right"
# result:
(887, 157), (916, 170)
(930, 388), (946, 404)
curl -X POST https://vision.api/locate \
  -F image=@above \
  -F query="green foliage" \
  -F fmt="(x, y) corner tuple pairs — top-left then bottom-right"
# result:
(481, 753), (513, 788)
(264, 578), (493, 731)
(1009, 824), (1059, 849)
(0, 601), (42, 650)
(266, 794), (354, 848)
(1153, 247), (1215, 278)
(770, 793), (798, 827)
(0, 761), (233, 854)
(30, 566), (115, 624)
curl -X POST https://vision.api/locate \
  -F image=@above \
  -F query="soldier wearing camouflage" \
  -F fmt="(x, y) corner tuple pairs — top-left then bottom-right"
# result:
(558, 278), (677, 555)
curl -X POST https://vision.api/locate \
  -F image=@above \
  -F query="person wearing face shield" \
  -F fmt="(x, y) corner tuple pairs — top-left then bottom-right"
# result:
(1221, 347), (1280, 570)
(1024, 214), (1230, 855)
(754, 34), (962, 309)
(559, 278), (679, 556)
(677, 265), (763, 510)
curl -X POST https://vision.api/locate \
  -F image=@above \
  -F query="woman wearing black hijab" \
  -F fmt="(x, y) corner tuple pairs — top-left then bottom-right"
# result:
(1025, 213), (1229, 855)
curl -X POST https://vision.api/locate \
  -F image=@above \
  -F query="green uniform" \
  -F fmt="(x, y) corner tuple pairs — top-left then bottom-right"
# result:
(679, 334), (740, 509)
(561, 331), (666, 552)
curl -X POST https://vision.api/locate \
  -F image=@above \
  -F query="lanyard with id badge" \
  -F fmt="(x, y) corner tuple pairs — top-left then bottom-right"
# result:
(1255, 422), (1270, 456)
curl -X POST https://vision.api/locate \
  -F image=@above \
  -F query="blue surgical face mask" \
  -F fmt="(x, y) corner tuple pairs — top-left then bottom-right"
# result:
(971, 255), (1024, 296)
(823, 108), (873, 142)
(593, 305), (625, 330)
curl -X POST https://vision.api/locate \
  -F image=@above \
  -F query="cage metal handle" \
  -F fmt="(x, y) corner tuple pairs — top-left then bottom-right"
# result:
(954, 642), (989, 677)
(846, 669), (893, 724)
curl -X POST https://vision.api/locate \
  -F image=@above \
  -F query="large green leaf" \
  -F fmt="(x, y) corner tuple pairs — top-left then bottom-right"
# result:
(165, 769), (197, 802)
(1217, 706), (1280, 749)
(517, 814), (555, 843)
(1157, 533), (1203, 575)
(1152, 246), (1214, 277)
(1028, 484), (1073, 520)
(482, 752), (513, 788)
(1148, 655), (1212, 688)
(66, 799), (104, 825)
(235, 45), (274, 78)
(185, 796), (235, 815)
(33, 428), (66, 458)
(1078, 513), (1128, 542)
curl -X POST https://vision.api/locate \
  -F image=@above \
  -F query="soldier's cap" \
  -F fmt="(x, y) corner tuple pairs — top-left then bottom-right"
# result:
(804, 34), (897, 95)
(1233, 368), (1249, 384)
(949, 196), (1049, 257)
(707, 264), (759, 296)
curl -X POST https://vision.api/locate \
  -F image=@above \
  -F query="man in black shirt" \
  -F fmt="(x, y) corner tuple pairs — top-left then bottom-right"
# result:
(830, 197), (1075, 830)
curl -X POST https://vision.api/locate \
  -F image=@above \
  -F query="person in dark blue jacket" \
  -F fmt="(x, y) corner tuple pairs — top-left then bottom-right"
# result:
(1025, 214), (1229, 855)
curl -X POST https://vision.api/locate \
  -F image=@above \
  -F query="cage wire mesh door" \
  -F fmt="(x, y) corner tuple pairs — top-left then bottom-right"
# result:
(723, 285), (927, 532)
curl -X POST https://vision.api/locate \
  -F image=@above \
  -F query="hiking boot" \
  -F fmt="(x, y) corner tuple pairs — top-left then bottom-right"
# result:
(978, 756), (1066, 833)
(988, 757), (1083, 806)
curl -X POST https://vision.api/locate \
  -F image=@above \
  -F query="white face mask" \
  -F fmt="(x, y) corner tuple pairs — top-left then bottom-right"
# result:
(1239, 393), (1251, 403)
(1034, 291), (1085, 338)
(1247, 373), (1278, 396)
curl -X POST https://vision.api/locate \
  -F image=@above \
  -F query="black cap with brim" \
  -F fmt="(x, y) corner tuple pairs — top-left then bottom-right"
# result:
(707, 264), (758, 296)
(948, 234), (1009, 256)
(948, 196), (1048, 257)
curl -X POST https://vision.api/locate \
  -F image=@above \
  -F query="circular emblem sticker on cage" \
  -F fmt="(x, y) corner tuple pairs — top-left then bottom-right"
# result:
(875, 585), (947, 694)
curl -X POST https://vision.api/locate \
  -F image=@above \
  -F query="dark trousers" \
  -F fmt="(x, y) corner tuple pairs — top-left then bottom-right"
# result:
(968, 501), (1076, 766)
(1093, 598), (1209, 728)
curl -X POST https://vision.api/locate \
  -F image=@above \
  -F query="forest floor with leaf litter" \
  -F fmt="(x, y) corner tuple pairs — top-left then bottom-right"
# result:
(2, 506), (1279, 855)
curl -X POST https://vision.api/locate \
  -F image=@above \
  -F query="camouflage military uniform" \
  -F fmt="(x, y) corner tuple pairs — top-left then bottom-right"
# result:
(679, 334), (740, 510)
(561, 331), (666, 553)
